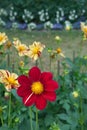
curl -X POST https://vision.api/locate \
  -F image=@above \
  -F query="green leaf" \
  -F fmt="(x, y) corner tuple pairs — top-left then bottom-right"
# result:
(63, 102), (70, 112)
(60, 124), (70, 130)
(58, 113), (68, 121)
(0, 125), (9, 130)
(11, 89), (22, 103)
(18, 118), (39, 130)
(44, 114), (54, 127)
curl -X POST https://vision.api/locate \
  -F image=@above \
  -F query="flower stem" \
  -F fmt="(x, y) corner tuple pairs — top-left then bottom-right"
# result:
(80, 95), (84, 130)
(49, 56), (51, 71)
(8, 93), (11, 127)
(39, 58), (43, 70)
(35, 108), (38, 130)
(79, 39), (83, 57)
(7, 52), (10, 68)
(0, 116), (4, 126)
(35, 60), (38, 67)
(29, 107), (33, 130)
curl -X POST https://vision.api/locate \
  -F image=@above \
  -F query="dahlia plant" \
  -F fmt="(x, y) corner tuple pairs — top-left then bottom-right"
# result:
(0, 32), (59, 130)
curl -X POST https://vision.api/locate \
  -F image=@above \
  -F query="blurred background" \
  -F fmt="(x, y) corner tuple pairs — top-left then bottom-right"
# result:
(0, 0), (87, 30)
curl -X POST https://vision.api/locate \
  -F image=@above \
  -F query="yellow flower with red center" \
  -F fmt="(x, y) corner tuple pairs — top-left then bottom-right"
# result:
(27, 41), (45, 60)
(0, 70), (19, 92)
(81, 22), (87, 39)
(0, 32), (8, 45)
(13, 38), (29, 56)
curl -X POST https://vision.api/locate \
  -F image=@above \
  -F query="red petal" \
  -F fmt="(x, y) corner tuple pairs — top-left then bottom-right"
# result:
(23, 93), (36, 106)
(29, 66), (41, 81)
(17, 86), (31, 97)
(40, 72), (53, 83)
(42, 91), (56, 101)
(18, 75), (32, 87)
(35, 95), (47, 110)
(45, 80), (59, 91)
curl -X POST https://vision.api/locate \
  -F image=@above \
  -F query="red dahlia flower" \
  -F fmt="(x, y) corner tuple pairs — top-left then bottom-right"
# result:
(17, 66), (59, 110)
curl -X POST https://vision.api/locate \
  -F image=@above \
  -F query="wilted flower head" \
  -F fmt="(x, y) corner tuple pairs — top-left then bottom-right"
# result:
(0, 32), (8, 45)
(56, 48), (65, 58)
(0, 70), (19, 92)
(5, 40), (12, 49)
(13, 38), (29, 56)
(50, 53), (56, 59)
(27, 41), (45, 60)
(17, 66), (59, 110)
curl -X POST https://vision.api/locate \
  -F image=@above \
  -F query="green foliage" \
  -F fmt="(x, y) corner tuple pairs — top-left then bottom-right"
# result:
(1, 54), (87, 129)
(0, 30), (87, 130)
(0, 0), (87, 23)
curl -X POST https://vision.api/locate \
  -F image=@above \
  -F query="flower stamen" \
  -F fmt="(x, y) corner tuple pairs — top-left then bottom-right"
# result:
(31, 81), (44, 94)
(24, 92), (34, 105)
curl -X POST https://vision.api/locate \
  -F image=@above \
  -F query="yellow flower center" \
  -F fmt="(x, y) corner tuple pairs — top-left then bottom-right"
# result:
(7, 77), (17, 85)
(0, 36), (3, 42)
(31, 81), (44, 94)
(33, 47), (40, 54)
(18, 46), (26, 52)
(56, 48), (61, 54)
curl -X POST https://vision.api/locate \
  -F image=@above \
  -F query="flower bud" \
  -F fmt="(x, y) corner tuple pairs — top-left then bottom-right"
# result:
(72, 91), (79, 98)
(4, 92), (10, 99)
(19, 61), (24, 67)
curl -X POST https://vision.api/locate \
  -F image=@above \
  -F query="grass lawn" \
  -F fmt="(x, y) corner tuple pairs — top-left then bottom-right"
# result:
(0, 27), (87, 73)
(1, 27), (87, 56)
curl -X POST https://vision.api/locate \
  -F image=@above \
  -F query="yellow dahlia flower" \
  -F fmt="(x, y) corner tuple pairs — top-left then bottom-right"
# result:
(56, 48), (65, 58)
(27, 41), (45, 60)
(0, 32), (8, 45)
(81, 22), (87, 38)
(0, 70), (19, 92)
(13, 38), (29, 56)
